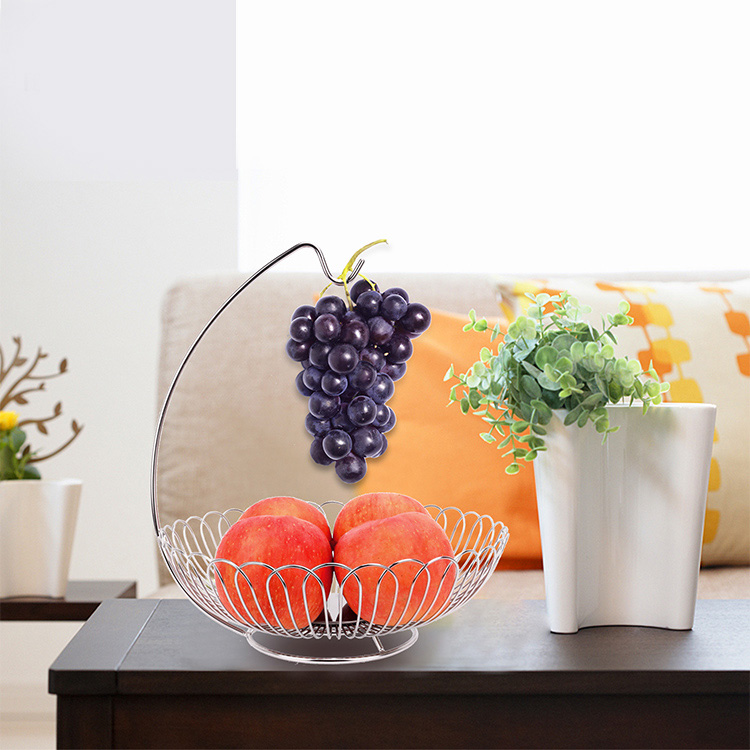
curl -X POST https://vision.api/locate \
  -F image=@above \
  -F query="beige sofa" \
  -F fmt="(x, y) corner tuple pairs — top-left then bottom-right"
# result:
(150, 270), (749, 601)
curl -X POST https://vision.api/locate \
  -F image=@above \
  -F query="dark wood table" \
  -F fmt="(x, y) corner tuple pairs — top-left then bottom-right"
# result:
(49, 598), (749, 750)
(0, 580), (137, 621)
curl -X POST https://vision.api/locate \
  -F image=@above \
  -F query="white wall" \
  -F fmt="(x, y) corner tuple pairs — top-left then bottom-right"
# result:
(238, 1), (750, 277)
(0, 0), (236, 718)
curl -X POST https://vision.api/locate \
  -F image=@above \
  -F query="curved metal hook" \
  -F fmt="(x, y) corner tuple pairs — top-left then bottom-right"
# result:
(150, 242), (363, 536)
(312, 244), (364, 285)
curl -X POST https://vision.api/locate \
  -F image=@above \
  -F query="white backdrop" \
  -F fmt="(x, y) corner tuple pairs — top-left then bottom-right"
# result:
(238, 0), (749, 277)
(0, 0), (237, 719)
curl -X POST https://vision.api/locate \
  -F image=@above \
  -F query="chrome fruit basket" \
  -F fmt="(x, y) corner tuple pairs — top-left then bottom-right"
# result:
(157, 502), (508, 663)
(151, 243), (509, 663)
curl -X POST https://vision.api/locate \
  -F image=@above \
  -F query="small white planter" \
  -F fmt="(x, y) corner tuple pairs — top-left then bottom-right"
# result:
(533, 403), (716, 633)
(0, 479), (82, 599)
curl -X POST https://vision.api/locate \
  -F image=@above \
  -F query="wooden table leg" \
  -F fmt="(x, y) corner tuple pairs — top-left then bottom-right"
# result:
(56, 695), (112, 749)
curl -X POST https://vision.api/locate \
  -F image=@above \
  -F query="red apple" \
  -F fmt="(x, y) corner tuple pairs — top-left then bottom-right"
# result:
(334, 512), (457, 626)
(332, 491), (430, 545)
(214, 515), (333, 629)
(240, 496), (332, 546)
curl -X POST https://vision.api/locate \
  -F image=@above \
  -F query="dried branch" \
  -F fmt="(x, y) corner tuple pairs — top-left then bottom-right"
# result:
(0, 338), (69, 409)
(27, 420), (83, 465)
(17, 401), (63, 434)
(6, 383), (46, 406)
(0, 345), (44, 409)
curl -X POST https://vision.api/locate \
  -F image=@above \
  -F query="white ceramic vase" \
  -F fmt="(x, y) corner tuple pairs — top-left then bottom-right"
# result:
(0, 479), (82, 599)
(533, 403), (716, 633)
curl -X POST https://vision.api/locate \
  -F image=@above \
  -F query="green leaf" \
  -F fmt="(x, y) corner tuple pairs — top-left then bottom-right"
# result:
(645, 381), (660, 398)
(581, 393), (604, 408)
(559, 373), (577, 390)
(537, 373), (562, 391)
(521, 375), (542, 399)
(479, 432), (495, 443)
(556, 356), (573, 374)
(460, 398), (470, 415)
(0, 445), (16, 479)
(530, 399), (552, 420)
(563, 407), (581, 426)
(505, 463), (521, 475)
(479, 347), (491, 362)
(443, 364), (455, 381)
(468, 390), (481, 409)
(512, 341), (536, 362)
(551, 333), (577, 352)
(511, 420), (530, 434)
(633, 378), (644, 399)
(534, 345), (558, 369)
(608, 381), (623, 402)
(521, 361), (542, 378)
(570, 341), (584, 362)
(21, 465), (41, 479)
(8, 428), (25, 453)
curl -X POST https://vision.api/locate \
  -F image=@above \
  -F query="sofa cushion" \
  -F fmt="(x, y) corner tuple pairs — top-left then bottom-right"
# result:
(495, 276), (750, 566)
(357, 308), (542, 569)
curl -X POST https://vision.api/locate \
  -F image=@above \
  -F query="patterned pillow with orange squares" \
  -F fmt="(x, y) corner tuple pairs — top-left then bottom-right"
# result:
(495, 276), (750, 566)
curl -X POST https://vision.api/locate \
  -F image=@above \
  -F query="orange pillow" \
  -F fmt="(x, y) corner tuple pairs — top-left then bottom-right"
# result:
(358, 309), (542, 569)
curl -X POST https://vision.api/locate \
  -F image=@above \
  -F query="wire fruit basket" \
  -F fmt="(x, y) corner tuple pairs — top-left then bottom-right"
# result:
(157, 501), (507, 663)
(151, 243), (509, 663)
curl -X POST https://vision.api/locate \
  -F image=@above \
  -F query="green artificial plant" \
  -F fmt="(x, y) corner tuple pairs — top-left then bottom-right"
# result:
(446, 292), (670, 474)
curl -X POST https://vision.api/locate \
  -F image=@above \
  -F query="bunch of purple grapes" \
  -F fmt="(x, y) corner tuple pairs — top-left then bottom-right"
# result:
(286, 279), (431, 483)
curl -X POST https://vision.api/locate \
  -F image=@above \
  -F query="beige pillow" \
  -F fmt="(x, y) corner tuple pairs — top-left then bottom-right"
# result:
(495, 276), (750, 566)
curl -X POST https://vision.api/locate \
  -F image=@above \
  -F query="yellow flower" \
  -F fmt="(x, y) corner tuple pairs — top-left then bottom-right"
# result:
(0, 411), (19, 431)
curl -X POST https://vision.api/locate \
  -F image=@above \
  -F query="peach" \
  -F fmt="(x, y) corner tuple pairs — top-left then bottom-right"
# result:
(334, 511), (456, 626)
(240, 496), (332, 545)
(332, 491), (430, 545)
(214, 515), (333, 629)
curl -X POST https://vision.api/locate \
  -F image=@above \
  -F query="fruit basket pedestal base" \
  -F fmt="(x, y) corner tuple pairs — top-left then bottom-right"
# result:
(246, 627), (418, 664)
